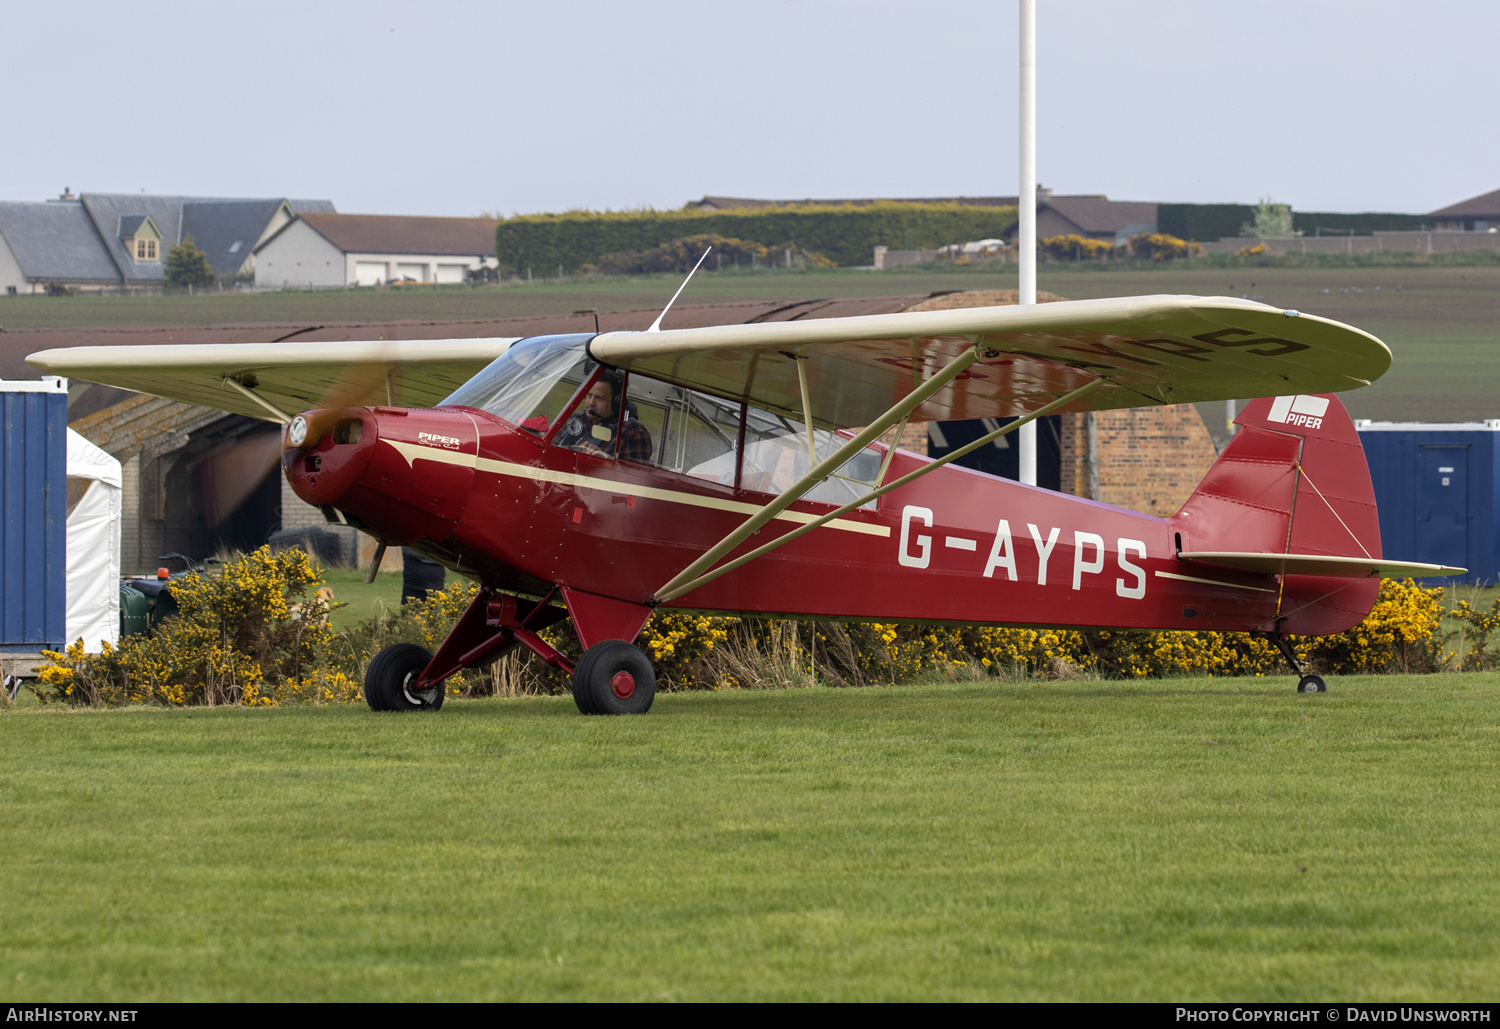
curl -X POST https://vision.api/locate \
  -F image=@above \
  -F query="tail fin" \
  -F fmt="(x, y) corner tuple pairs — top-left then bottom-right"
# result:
(1172, 394), (1381, 635)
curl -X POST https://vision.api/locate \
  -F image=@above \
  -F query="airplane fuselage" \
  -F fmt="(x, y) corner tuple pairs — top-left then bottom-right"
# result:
(283, 402), (1361, 638)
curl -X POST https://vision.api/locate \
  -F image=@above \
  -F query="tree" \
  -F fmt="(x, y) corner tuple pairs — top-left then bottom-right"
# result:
(164, 234), (217, 288)
(1239, 197), (1300, 238)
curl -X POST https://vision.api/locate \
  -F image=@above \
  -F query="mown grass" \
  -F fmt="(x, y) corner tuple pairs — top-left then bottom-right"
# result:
(2, 674), (1498, 1001)
(318, 566), (405, 632)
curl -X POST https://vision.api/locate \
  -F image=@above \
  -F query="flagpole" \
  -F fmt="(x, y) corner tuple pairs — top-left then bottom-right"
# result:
(1018, 0), (1038, 485)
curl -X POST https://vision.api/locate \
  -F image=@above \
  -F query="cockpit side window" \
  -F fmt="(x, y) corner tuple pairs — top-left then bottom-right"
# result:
(438, 334), (596, 434)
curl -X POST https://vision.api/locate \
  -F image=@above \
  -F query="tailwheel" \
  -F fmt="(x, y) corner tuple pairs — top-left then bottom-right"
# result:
(365, 642), (444, 711)
(571, 639), (656, 715)
(1297, 674), (1328, 694)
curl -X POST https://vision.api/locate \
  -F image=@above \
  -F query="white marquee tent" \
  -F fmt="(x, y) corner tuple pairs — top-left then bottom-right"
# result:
(66, 428), (121, 652)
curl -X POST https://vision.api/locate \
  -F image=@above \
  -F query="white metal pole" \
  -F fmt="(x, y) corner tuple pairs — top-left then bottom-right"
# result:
(1018, 0), (1038, 485)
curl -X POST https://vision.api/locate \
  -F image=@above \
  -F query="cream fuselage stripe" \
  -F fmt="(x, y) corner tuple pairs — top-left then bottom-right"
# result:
(1154, 569), (1276, 593)
(382, 439), (890, 537)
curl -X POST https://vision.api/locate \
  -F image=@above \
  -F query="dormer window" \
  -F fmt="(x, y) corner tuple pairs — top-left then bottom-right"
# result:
(119, 213), (162, 263)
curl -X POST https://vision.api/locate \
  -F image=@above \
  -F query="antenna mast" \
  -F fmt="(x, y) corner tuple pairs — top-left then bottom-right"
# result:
(648, 246), (714, 333)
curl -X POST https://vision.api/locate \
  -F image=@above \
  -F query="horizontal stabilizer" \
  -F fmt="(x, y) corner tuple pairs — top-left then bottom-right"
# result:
(1179, 551), (1467, 579)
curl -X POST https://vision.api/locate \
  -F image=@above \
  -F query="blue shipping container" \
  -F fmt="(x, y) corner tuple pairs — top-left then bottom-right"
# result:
(1, 378), (68, 657)
(1356, 420), (1500, 585)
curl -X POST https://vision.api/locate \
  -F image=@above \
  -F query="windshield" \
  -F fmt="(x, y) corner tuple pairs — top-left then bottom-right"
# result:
(439, 334), (596, 433)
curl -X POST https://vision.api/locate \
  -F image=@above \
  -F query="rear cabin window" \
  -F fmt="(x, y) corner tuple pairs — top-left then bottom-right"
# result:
(741, 407), (882, 508)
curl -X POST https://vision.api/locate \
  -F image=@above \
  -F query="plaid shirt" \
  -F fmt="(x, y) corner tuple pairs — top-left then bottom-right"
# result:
(616, 416), (654, 464)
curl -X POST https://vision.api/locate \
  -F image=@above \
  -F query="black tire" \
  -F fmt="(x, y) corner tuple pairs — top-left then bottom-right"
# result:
(365, 643), (442, 711)
(1297, 674), (1328, 694)
(571, 640), (655, 715)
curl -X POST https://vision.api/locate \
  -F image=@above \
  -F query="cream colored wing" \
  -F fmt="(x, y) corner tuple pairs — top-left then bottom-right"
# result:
(26, 338), (519, 423)
(588, 295), (1390, 428)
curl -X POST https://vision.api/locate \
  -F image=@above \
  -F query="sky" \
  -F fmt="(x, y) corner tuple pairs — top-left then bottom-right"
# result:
(3, 0), (1494, 218)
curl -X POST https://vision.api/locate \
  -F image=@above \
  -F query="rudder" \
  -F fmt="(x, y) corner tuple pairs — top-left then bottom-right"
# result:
(1172, 393), (1381, 635)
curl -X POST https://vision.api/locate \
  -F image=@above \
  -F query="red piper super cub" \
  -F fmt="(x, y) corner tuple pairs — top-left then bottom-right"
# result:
(29, 287), (1463, 714)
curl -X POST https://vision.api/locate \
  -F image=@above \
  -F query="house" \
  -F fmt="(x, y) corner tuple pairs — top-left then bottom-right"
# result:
(1013, 193), (1158, 245)
(252, 213), (500, 288)
(1427, 188), (1500, 232)
(0, 192), (335, 294)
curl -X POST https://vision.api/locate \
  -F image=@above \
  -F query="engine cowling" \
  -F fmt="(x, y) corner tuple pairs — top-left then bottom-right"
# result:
(282, 406), (480, 545)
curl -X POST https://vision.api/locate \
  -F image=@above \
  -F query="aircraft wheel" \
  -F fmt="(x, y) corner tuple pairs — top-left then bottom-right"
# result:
(1296, 674), (1328, 694)
(365, 643), (443, 711)
(571, 639), (655, 715)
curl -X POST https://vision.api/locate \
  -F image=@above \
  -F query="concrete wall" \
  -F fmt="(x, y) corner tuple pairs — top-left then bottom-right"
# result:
(254, 219), (346, 288)
(0, 231), (29, 295)
(1199, 229), (1500, 256)
(343, 252), (498, 286)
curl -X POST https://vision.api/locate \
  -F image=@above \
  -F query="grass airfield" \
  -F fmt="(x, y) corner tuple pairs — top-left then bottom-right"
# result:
(4, 674), (1498, 1001)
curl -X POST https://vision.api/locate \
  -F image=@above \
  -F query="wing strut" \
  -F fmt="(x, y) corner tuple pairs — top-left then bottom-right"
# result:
(653, 374), (1104, 604)
(220, 376), (292, 424)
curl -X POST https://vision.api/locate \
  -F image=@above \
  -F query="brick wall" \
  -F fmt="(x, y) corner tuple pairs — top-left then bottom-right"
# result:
(1077, 405), (1218, 516)
(279, 477), (326, 532)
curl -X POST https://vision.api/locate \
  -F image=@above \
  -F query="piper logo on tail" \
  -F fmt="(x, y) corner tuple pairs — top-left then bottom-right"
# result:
(1267, 394), (1329, 430)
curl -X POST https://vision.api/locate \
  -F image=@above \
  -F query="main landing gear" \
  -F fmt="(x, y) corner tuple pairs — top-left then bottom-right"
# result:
(361, 585), (656, 716)
(1255, 629), (1328, 693)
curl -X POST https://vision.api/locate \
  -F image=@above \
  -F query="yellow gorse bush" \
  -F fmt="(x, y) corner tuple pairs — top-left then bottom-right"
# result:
(1128, 232), (1203, 261)
(35, 564), (1483, 708)
(1040, 234), (1113, 261)
(36, 547), (347, 707)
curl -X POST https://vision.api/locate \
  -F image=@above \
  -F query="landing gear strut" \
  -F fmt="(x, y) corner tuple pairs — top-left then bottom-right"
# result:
(362, 585), (657, 716)
(1256, 630), (1327, 693)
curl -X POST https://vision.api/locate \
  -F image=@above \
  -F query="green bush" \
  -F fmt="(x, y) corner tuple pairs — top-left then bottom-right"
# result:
(163, 234), (216, 288)
(595, 233), (834, 275)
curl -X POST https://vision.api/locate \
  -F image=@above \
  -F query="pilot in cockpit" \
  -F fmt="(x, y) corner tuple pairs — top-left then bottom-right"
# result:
(557, 369), (653, 463)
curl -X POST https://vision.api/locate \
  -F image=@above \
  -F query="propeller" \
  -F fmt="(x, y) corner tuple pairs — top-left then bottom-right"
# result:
(285, 358), (395, 452)
(205, 350), (398, 528)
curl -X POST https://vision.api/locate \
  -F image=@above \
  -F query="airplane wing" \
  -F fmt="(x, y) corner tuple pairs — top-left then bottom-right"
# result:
(588, 295), (1390, 427)
(27, 295), (1389, 430)
(24, 338), (519, 424)
(1179, 552), (1467, 580)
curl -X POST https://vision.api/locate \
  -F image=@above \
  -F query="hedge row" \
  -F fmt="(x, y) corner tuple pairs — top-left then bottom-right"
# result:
(1158, 203), (1427, 241)
(494, 202), (1020, 272)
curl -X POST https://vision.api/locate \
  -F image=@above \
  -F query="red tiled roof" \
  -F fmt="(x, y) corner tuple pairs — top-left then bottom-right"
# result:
(282, 212), (498, 256)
